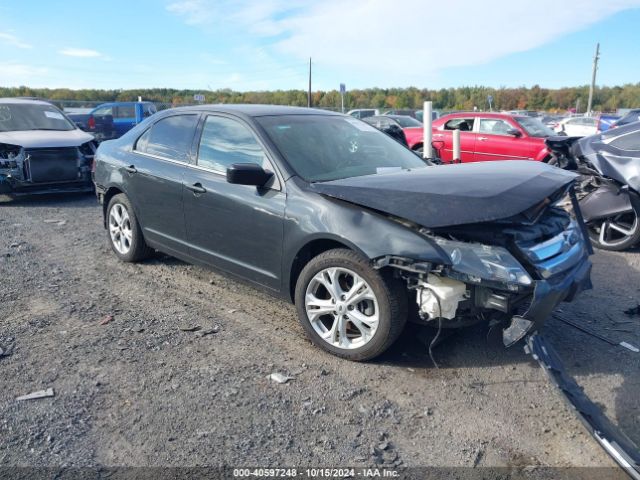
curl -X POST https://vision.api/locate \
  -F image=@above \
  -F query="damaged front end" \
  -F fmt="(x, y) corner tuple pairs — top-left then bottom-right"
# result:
(0, 141), (95, 196)
(312, 161), (593, 347)
(376, 203), (592, 347)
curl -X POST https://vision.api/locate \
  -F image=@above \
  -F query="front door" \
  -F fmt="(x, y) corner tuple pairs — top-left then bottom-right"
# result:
(473, 118), (534, 161)
(183, 114), (285, 291)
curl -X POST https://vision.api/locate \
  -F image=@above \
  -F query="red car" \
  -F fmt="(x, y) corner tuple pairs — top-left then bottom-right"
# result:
(429, 113), (555, 163)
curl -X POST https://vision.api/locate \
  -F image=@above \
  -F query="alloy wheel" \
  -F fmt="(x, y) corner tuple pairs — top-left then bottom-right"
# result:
(591, 211), (639, 248)
(108, 203), (133, 254)
(304, 267), (379, 350)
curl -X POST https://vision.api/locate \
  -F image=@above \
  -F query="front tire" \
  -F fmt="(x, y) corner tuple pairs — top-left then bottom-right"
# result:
(294, 249), (407, 361)
(106, 193), (153, 262)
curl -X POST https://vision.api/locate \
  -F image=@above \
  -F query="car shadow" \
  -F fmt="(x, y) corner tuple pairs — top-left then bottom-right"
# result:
(0, 192), (96, 208)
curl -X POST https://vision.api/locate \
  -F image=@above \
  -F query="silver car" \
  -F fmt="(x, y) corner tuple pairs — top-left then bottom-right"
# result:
(0, 98), (96, 198)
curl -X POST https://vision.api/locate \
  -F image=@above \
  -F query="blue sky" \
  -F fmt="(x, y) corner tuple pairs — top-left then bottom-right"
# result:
(1, 0), (639, 91)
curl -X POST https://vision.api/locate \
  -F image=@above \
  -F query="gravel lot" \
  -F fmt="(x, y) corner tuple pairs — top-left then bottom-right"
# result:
(1, 193), (638, 476)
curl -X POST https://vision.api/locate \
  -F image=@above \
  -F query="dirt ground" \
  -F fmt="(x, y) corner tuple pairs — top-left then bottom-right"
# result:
(1, 193), (639, 477)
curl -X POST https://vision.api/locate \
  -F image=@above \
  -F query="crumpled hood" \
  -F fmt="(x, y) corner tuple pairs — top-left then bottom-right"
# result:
(0, 129), (94, 148)
(310, 161), (577, 228)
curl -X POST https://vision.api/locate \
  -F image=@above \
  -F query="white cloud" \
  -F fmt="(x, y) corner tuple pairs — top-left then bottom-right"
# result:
(58, 48), (102, 58)
(276, 0), (640, 85)
(166, 0), (300, 35)
(168, 0), (640, 87)
(0, 32), (32, 49)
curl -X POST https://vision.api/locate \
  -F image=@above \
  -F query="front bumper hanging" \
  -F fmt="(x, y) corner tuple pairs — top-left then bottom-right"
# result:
(526, 334), (640, 479)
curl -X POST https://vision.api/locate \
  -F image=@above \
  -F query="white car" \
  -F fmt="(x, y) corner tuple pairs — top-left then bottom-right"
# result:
(347, 109), (380, 119)
(554, 116), (599, 137)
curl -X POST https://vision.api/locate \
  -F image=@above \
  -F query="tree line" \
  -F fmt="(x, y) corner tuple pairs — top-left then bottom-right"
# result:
(2, 83), (639, 112)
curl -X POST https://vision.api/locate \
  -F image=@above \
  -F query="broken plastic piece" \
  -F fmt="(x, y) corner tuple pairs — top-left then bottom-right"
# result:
(269, 372), (293, 384)
(16, 388), (54, 401)
(526, 334), (640, 479)
(620, 342), (640, 353)
(503, 316), (534, 347)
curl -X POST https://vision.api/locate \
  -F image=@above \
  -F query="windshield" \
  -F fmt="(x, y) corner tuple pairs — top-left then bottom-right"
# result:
(514, 116), (555, 137)
(0, 103), (76, 132)
(257, 115), (428, 182)
(393, 116), (422, 128)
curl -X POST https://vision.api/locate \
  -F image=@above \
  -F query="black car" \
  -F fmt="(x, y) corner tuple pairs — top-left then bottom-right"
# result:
(0, 99), (96, 198)
(93, 105), (592, 361)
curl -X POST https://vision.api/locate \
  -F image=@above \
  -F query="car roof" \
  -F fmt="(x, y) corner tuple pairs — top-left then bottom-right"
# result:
(0, 98), (55, 106)
(169, 104), (342, 118)
(438, 112), (524, 120)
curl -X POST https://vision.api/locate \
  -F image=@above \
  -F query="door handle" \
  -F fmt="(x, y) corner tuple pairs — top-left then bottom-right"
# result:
(186, 183), (207, 194)
(433, 133), (444, 137)
(478, 137), (488, 141)
(124, 165), (137, 174)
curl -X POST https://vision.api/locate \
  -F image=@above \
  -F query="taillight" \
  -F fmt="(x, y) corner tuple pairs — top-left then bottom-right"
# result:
(88, 116), (96, 130)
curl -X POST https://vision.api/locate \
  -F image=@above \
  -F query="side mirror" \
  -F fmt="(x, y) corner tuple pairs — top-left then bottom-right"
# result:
(226, 163), (273, 187)
(507, 128), (522, 137)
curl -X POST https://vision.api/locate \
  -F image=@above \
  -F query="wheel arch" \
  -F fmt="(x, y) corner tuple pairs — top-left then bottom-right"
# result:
(287, 236), (364, 303)
(102, 186), (124, 228)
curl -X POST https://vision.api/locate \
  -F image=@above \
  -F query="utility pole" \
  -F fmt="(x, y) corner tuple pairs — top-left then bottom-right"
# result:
(307, 57), (312, 108)
(586, 43), (600, 116)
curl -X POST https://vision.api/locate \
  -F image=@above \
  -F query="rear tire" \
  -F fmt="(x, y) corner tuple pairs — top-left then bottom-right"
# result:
(106, 193), (153, 262)
(294, 248), (407, 361)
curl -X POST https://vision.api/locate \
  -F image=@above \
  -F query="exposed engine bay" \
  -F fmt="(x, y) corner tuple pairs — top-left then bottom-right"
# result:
(0, 141), (96, 196)
(356, 180), (594, 348)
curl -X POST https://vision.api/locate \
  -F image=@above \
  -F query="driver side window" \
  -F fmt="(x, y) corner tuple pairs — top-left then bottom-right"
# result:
(197, 116), (269, 174)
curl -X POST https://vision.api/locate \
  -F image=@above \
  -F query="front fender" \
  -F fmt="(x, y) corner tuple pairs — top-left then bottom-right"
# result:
(282, 179), (450, 296)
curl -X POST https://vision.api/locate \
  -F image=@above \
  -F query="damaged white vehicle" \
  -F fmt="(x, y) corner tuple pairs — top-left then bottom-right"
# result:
(0, 98), (96, 198)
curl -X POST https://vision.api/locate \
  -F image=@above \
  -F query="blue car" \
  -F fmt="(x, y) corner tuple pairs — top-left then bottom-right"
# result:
(68, 101), (157, 141)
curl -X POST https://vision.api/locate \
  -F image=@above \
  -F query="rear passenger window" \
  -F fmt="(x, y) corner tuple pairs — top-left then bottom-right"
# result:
(134, 114), (198, 162)
(115, 105), (135, 119)
(197, 116), (267, 173)
(444, 118), (474, 131)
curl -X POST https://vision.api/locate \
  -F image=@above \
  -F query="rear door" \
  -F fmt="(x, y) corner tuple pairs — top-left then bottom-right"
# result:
(473, 118), (533, 161)
(126, 113), (200, 254)
(183, 114), (285, 290)
(432, 117), (476, 162)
